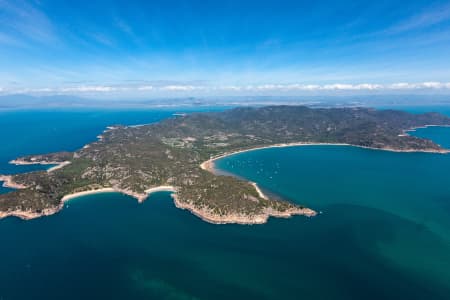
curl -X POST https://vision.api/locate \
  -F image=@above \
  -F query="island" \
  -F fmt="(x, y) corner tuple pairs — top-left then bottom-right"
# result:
(1, 106), (450, 224)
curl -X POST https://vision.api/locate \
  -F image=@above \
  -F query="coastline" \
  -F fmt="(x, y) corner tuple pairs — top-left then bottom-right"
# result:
(172, 194), (316, 225)
(60, 185), (176, 205)
(145, 185), (176, 195)
(10, 159), (60, 165)
(0, 207), (62, 220)
(2, 124), (448, 224)
(0, 185), (176, 221)
(0, 183), (315, 225)
(400, 124), (450, 138)
(60, 188), (117, 202)
(0, 175), (27, 189)
(9, 159), (72, 173)
(201, 143), (348, 174)
(251, 182), (268, 200)
(196, 135), (450, 224)
(200, 140), (449, 174)
(47, 161), (71, 172)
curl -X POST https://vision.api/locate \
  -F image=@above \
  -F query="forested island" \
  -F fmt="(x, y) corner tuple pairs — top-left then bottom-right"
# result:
(1, 106), (450, 224)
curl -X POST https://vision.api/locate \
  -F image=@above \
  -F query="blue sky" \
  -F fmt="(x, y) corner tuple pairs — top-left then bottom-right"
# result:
(1, 0), (450, 98)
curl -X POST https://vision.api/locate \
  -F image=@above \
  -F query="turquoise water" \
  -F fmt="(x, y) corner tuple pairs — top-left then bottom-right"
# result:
(1, 106), (450, 299)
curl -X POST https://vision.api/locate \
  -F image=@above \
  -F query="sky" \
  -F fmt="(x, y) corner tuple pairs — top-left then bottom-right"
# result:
(1, 0), (450, 98)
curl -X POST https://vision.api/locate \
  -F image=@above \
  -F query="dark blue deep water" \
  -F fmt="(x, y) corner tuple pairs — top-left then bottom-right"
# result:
(1, 106), (450, 300)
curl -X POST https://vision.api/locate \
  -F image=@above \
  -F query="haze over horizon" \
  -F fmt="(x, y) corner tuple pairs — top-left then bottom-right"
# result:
(1, 0), (450, 98)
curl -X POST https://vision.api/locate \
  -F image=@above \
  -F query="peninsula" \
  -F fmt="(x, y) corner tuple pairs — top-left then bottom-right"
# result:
(1, 106), (449, 224)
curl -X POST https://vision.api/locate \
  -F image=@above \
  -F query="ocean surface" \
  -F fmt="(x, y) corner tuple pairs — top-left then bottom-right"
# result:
(1, 106), (450, 299)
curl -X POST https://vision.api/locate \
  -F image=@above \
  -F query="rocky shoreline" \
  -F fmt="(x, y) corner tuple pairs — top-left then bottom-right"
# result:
(0, 175), (27, 189)
(172, 194), (316, 225)
(0, 179), (316, 225)
(0, 206), (62, 220)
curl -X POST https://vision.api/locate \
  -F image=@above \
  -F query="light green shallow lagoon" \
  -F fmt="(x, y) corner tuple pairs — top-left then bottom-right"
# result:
(0, 108), (450, 299)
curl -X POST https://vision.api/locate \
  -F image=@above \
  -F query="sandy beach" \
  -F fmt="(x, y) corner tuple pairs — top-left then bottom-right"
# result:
(200, 143), (355, 173)
(61, 185), (176, 203)
(145, 185), (176, 194)
(47, 161), (71, 172)
(0, 185), (177, 221)
(60, 188), (117, 202)
(250, 182), (268, 200)
(200, 139), (449, 174)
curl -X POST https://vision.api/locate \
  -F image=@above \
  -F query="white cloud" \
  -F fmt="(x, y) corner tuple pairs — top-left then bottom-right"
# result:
(2, 81), (450, 96)
(422, 81), (450, 89)
(355, 83), (383, 90)
(220, 85), (242, 91)
(32, 88), (54, 92)
(137, 85), (154, 91)
(386, 82), (450, 90)
(160, 85), (204, 91)
(229, 83), (385, 91)
(389, 82), (411, 89)
(298, 84), (321, 90)
(323, 84), (355, 90)
(218, 83), (418, 92)
(60, 86), (117, 93)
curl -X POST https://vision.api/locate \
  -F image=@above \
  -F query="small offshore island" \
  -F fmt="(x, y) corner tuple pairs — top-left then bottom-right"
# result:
(1, 106), (450, 224)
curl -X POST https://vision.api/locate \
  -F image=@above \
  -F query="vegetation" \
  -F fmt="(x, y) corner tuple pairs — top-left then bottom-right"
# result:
(1, 106), (449, 222)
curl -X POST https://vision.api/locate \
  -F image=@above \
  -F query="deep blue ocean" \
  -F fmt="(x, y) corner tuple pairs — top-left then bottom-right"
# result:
(1, 106), (450, 300)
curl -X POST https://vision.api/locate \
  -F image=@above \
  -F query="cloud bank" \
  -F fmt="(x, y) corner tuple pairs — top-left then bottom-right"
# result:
(2, 81), (450, 97)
